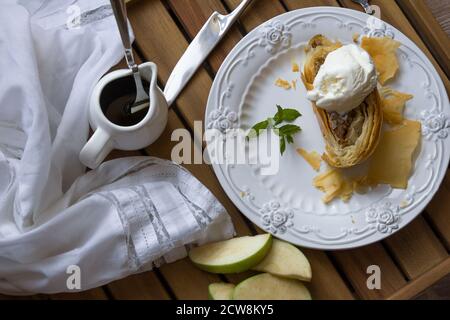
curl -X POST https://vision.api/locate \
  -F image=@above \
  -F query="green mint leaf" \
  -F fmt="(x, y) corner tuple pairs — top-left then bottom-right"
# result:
(280, 136), (286, 155)
(274, 105), (301, 124)
(273, 105), (284, 125)
(247, 119), (269, 138)
(249, 105), (302, 155)
(280, 108), (302, 122)
(286, 135), (294, 144)
(279, 124), (301, 136)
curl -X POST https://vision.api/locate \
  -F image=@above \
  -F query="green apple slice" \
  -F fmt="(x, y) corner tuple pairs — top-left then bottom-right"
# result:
(208, 283), (235, 300)
(189, 234), (272, 273)
(233, 273), (312, 300)
(252, 239), (312, 281)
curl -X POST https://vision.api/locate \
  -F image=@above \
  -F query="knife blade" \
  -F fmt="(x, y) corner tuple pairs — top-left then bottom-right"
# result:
(163, 0), (254, 107)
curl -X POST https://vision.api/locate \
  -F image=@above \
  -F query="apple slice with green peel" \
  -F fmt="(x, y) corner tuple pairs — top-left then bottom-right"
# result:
(252, 239), (312, 281)
(233, 273), (312, 300)
(189, 234), (272, 273)
(208, 283), (235, 300)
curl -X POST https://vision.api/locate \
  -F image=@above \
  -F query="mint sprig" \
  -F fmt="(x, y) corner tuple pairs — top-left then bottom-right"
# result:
(247, 105), (302, 155)
(274, 105), (301, 124)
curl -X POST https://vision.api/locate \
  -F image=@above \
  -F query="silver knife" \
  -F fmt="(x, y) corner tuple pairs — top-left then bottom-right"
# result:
(164, 0), (254, 107)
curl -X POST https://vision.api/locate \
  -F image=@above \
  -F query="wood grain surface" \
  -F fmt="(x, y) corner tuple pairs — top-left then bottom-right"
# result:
(396, 0), (449, 77)
(426, 0), (450, 36)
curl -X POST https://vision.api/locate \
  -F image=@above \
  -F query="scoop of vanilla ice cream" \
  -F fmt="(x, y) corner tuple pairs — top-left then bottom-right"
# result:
(306, 44), (377, 113)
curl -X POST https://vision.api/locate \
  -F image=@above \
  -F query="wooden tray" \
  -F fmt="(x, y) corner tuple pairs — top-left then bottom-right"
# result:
(3, 0), (449, 300)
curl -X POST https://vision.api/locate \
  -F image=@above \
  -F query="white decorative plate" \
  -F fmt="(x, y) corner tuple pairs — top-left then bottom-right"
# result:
(205, 7), (450, 249)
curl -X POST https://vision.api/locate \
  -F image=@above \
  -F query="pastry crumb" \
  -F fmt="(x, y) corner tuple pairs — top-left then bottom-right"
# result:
(313, 169), (376, 204)
(313, 168), (353, 204)
(275, 77), (292, 89)
(291, 79), (297, 90)
(297, 148), (321, 171)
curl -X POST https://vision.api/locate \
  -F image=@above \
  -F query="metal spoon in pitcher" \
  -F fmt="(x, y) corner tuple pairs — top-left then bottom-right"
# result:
(110, 0), (149, 114)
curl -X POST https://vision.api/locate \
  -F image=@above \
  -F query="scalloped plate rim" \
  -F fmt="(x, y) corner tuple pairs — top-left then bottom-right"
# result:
(205, 7), (450, 250)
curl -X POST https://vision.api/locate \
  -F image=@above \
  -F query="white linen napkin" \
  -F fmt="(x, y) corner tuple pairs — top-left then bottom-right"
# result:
(0, 0), (235, 294)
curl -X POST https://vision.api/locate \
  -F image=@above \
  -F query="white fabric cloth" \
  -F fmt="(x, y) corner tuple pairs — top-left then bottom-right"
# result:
(0, 0), (234, 294)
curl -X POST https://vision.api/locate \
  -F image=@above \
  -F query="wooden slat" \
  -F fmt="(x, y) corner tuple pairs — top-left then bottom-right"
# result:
(396, 0), (450, 77)
(168, 0), (353, 300)
(223, 270), (259, 285)
(157, 259), (221, 300)
(282, 0), (339, 8)
(107, 273), (170, 299)
(413, 273), (450, 300)
(426, 171), (450, 250)
(384, 216), (447, 279)
(303, 248), (355, 299)
(105, 149), (143, 160)
(333, 244), (407, 299)
(389, 257), (450, 300)
(425, 0), (450, 36)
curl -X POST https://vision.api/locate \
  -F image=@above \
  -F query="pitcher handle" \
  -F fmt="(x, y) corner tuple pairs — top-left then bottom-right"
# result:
(79, 128), (114, 169)
(146, 62), (159, 112)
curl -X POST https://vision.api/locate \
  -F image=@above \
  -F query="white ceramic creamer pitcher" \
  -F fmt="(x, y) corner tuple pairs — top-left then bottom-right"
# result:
(80, 62), (168, 169)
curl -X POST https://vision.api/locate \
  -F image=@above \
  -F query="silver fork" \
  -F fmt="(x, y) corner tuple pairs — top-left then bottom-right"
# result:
(351, 0), (374, 14)
(110, 0), (149, 114)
